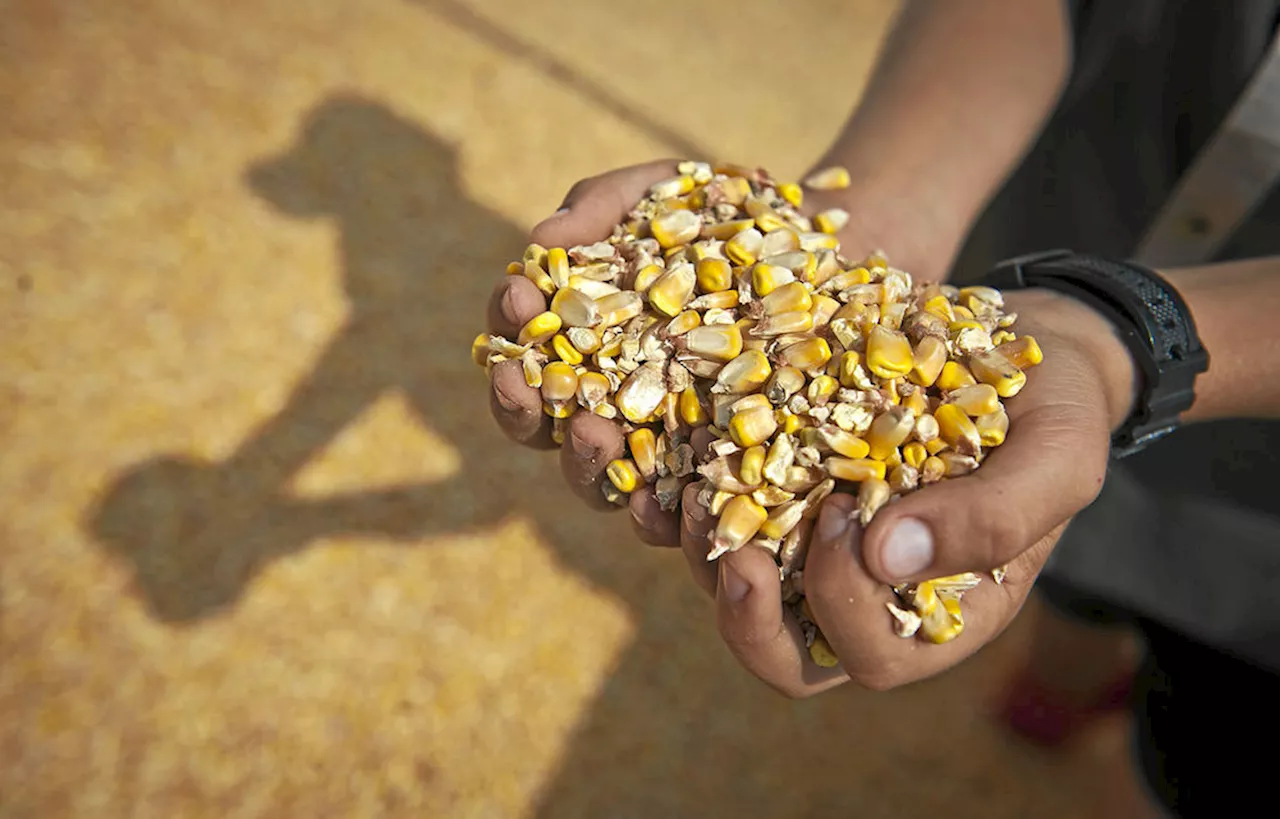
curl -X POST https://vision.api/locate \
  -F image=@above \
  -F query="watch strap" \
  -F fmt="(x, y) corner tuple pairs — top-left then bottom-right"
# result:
(979, 250), (1209, 457)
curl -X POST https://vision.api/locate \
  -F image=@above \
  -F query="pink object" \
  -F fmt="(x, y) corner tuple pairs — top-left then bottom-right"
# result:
(993, 669), (1135, 747)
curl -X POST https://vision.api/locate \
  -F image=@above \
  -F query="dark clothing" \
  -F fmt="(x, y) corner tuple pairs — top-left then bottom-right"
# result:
(949, 1), (1280, 814)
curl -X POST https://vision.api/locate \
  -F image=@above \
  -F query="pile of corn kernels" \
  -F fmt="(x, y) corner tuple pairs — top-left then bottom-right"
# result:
(473, 161), (1044, 667)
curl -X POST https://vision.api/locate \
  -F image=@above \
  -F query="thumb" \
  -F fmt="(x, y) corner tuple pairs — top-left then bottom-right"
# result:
(529, 159), (682, 249)
(860, 402), (1110, 585)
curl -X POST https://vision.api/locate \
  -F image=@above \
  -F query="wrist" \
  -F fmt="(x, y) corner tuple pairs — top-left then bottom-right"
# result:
(1004, 288), (1140, 432)
(800, 158), (969, 281)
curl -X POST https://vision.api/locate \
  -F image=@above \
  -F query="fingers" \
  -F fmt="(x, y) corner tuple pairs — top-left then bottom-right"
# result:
(486, 275), (546, 341)
(804, 494), (1032, 691)
(529, 159), (682, 250)
(860, 353), (1112, 586)
(628, 486), (681, 547)
(714, 544), (849, 698)
(559, 411), (626, 511)
(680, 481), (718, 596)
(488, 359), (554, 449)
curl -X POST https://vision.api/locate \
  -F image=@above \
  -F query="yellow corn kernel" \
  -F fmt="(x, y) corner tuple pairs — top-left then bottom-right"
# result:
(935, 404), (982, 455)
(710, 495), (769, 558)
(708, 489), (735, 516)
(866, 406), (916, 461)
(615, 362), (667, 423)
(902, 389), (928, 417)
(946, 382), (1002, 418)
(798, 232), (839, 252)
(917, 588), (964, 644)
(923, 294), (955, 322)
(551, 334), (583, 365)
(632, 263), (665, 293)
(925, 439), (950, 456)
(975, 409), (1009, 447)
(470, 334), (490, 367)
(607, 459), (644, 494)
(823, 429), (871, 459)
(752, 310), (814, 337)
(715, 349), (773, 394)
(761, 227), (801, 258)
(729, 405), (779, 448)
(648, 263), (697, 317)
(997, 335), (1044, 369)
(705, 218), (756, 241)
(523, 260), (556, 295)
(684, 324), (744, 362)
(780, 409), (805, 435)
(866, 325), (914, 380)
(751, 263), (794, 296)
(729, 393), (773, 414)
(810, 294), (840, 327)
(759, 500), (805, 541)
(761, 281), (813, 315)
(905, 336), (945, 388)
(551, 287), (601, 328)
(807, 374), (839, 405)
(936, 360), (978, 391)
(679, 386), (709, 427)
(725, 227), (764, 266)
(627, 429), (659, 482)
(969, 349), (1028, 397)
(803, 166), (852, 190)
(778, 182), (804, 208)
(696, 257), (733, 293)
(544, 400), (577, 419)
(523, 242), (548, 267)
(540, 362), (579, 403)
(650, 209), (702, 249)
(952, 303), (975, 320)
(836, 351), (863, 388)
(518, 312), (562, 345)
(689, 290), (741, 311)
(778, 337), (832, 371)
(808, 633), (840, 668)
(920, 455), (946, 483)
(545, 247), (570, 289)
(884, 446), (904, 468)
(991, 330), (1016, 345)
(595, 291), (644, 328)
(740, 445), (766, 486)
(826, 457), (887, 482)
(754, 209), (789, 234)
(765, 366), (806, 405)
(902, 441), (928, 469)
(650, 174), (696, 199)
(813, 208), (850, 234)
(576, 371), (611, 407)
(666, 309), (702, 337)
(938, 451), (979, 477)
(505, 261), (523, 276)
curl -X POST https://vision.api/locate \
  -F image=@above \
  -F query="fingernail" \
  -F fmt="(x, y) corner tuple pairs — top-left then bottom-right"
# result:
(553, 206), (570, 215)
(720, 558), (749, 603)
(568, 430), (598, 463)
(816, 502), (849, 544)
(882, 518), (935, 579)
(500, 285), (523, 326)
(493, 383), (524, 413)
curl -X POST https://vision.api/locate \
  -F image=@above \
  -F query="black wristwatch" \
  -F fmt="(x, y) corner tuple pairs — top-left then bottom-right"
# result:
(977, 249), (1210, 459)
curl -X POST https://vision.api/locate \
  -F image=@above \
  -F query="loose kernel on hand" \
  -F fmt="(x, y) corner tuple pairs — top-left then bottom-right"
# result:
(474, 160), (1045, 654)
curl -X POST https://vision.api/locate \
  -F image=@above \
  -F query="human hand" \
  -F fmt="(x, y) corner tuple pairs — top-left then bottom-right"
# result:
(708, 286), (1139, 696)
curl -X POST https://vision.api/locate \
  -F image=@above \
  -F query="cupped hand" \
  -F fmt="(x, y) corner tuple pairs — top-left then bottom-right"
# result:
(484, 159), (1137, 698)
(708, 287), (1137, 696)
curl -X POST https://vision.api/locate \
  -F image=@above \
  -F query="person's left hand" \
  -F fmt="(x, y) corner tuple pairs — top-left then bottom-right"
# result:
(703, 286), (1139, 696)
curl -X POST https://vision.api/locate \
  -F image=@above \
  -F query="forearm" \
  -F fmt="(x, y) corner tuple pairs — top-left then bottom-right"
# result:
(810, 0), (1072, 274)
(1165, 257), (1280, 422)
